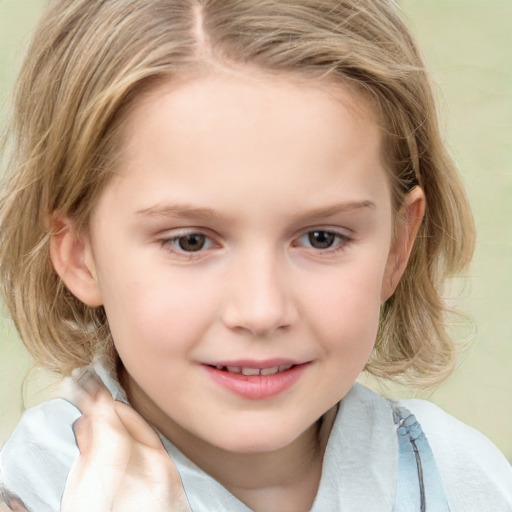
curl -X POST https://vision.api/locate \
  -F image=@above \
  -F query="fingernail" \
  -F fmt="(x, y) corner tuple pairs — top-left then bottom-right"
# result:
(71, 368), (103, 399)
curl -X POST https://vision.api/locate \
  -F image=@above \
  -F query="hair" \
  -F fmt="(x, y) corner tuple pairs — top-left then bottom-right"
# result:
(0, 0), (475, 388)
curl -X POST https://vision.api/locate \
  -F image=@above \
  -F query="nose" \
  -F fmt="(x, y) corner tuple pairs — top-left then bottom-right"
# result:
(222, 250), (297, 337)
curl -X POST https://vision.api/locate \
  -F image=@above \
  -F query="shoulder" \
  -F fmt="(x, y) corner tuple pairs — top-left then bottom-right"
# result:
(1, 398), (81, 512)
(398, 397), (512, 511)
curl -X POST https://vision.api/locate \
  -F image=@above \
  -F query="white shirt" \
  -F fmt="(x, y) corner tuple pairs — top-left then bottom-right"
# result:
(1, 363), (511, 511)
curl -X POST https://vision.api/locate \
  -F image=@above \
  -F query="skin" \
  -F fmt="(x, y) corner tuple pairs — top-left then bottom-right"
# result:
(61, 373), (191, 512)
(51, 71), (425, 511)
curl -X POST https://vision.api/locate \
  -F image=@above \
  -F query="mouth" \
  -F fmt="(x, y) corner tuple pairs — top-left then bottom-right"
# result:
(202, 361), (309, 399)
(206, 364), (295, 376)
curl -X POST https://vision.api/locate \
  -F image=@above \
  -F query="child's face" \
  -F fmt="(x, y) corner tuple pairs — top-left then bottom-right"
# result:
(63, 72), (417, 454)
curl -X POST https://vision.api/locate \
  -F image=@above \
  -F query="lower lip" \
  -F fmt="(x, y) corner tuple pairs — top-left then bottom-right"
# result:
(203, 364), (309, 400)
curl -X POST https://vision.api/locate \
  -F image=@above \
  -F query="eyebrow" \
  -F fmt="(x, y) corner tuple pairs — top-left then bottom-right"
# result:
(292, 200), (376, 223)
(136, 200), (375, 221)
(136, 203), (222, 220)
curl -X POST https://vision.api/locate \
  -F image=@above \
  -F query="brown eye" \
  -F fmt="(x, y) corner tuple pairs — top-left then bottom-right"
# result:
(177, 234), (206, 252)
(308, 231), (336, 249)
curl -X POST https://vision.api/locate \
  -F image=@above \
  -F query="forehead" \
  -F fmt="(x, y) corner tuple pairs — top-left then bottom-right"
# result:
(95, 71), (390, 224)
(119, 70), (382, 166)
(122, 67), (377, 131)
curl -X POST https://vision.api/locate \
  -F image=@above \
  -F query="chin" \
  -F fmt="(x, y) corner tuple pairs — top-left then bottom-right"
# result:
(218, 437), (295, 455)
(208, 420), (317, 455)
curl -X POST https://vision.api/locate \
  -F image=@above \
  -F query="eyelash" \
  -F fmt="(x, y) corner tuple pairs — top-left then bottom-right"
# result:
(294, 229), (353, 254)
(159, 231), (218, 260)
(158, 228), (352, 259)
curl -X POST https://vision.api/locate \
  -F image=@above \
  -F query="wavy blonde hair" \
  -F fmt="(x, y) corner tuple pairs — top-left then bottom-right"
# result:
(0, 0), (474, 387)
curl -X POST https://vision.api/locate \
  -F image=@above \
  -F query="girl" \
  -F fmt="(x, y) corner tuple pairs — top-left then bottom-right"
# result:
(0, 1), (510, 511)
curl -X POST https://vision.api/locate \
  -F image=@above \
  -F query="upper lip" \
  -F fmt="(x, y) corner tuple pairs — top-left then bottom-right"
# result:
(202, 359), (306, 369)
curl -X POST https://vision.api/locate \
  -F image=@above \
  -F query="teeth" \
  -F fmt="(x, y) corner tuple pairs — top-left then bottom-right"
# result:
(212, 364), (295, 375)
(241, 367), (261, 376)
(260, 366), (279, 375)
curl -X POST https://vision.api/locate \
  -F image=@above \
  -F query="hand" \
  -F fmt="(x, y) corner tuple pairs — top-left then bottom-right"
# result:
(61, 370), (191, 512)
(0, 491), (30, 512)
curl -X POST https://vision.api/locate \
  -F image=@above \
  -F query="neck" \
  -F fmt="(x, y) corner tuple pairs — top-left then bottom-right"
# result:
(179, 420), (324, 511)
(123, 371), (337, 512)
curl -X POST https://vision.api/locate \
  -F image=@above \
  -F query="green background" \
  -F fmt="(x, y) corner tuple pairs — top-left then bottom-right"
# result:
(0, 0), (511, 460)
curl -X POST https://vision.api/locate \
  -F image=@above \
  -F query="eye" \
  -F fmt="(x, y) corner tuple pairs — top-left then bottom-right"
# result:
(160, 231), (217, 254)
(295, 229), (351, 251)
(175, 233), (207, 252)
(307, 231), (337, 249)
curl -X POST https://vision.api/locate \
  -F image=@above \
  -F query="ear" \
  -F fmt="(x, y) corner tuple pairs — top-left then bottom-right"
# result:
(49, 215), (103, 307)
(381, 187), (426, 302)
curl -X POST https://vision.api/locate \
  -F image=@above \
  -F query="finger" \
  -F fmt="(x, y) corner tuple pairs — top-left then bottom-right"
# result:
(69, 367), (110, 407)
(111, 399), (191, 510)
(113, 400), (164, 450)
(62, 393), (133, 512)
(112, 401), (183, 486)
(70, 368), (161, 452)
(83, 399), (134, 464)
(112, 438), (192, 512)
(71, 416), (92, 455)
(65, 367), (112, 429)
(73, 367), (106, 396)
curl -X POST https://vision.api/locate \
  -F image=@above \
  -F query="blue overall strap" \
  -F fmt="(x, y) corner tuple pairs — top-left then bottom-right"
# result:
(391, 405), (450, 512)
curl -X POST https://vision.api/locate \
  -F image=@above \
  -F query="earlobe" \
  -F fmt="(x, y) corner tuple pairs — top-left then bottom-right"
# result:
(49, 215), (103, 307)
(381, 187), (426, 302)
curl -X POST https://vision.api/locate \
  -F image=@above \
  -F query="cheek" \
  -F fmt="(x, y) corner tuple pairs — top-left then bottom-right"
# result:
(301, 261), (385, 350)
(98, 262), (220, 358)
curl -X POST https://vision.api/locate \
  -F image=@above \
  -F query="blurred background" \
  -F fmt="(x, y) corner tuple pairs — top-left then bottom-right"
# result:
(0, 0), (511, 460)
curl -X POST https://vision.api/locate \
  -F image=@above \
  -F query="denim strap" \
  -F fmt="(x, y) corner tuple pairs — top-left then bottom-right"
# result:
(391, 405), (450, 512)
